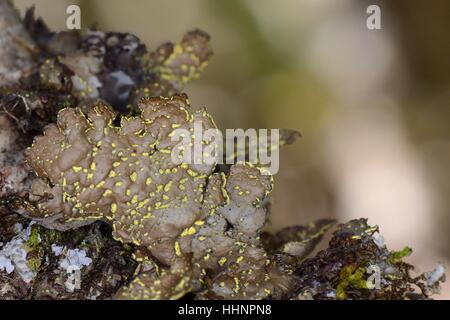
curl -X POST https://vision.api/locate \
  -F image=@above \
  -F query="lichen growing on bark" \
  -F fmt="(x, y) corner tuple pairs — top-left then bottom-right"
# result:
(0, 3), (446, 300)
(287, 219), (446, 300)
(23, 95), (295, 299)
(0, 218), (136, 300)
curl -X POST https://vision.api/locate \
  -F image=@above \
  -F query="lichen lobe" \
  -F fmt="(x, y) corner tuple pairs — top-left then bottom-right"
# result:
(24, 94), (292, 299)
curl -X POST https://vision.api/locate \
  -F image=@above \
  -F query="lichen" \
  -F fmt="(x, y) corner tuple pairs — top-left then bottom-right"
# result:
(23, 94), (294, 299)
(288, 219), (446, 300)
(0, 6), (445, 301)
(0, 220), (136, 299)
(0, 223), (36, 284)
(14, 94), (447, 300)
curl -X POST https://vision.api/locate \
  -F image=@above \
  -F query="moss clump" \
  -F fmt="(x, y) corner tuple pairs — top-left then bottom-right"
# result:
(27, 225), (41, 249)
(27, 256), (42, 273)
(335, 266), (368, 300)
(390, 246), (413, 264)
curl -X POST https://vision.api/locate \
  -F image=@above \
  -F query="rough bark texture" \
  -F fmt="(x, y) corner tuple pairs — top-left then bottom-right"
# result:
(0, 0), (36, 86)
(0, 0), (37, 199)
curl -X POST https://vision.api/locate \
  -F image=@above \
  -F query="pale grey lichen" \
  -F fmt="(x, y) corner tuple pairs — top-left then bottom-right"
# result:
(51, 243), (64, 256)
(425, 264), (445, 287)
(59, 248), (93, 271)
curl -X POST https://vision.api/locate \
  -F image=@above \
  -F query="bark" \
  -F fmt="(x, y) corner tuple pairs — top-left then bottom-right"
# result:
(0, 0), (36, 86)
(0, 0), (37, 198)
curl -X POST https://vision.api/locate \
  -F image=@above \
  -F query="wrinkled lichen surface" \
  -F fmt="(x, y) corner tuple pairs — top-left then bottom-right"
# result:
(24, 93), (288, 299)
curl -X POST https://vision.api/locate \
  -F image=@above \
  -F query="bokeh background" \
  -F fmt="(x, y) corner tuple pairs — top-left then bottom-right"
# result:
(13, 0), (450, 298)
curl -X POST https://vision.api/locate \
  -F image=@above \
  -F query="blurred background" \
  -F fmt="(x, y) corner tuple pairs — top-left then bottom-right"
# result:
(13, 0), (450, 298)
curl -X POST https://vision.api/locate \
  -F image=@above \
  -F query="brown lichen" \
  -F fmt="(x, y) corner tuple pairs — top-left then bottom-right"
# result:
(24, 94), (292, 299)
(23, 8), (211, 113)
(131, 29), (213, 103)
(25, 94), (215, 252)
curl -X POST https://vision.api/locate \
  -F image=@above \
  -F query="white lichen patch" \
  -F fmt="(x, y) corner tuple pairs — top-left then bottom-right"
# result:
(59, 53), (102, 99)
(0, 224), (36, 283)
(58, 248), (93, 292)
(0, 116), (29, 196)
(13, 223), (23, 233)
(0, 255), (14, 273)
(59, 248), (93, 271)
(373, 234), (385, 248)
(425, 264), (446, 287)
(51, 244), (64, 256)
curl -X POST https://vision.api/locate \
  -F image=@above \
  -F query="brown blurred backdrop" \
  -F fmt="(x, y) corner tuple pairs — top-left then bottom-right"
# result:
(13, 0), (450, 298)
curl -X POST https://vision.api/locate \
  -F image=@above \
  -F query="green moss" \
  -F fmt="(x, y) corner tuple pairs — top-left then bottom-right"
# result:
(335, 265), (368, 300)
(27, 226), (41, 249)
(390, 246), (412, 264)
(27, 257), (42, 272)
(27, 225), (67, 249)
